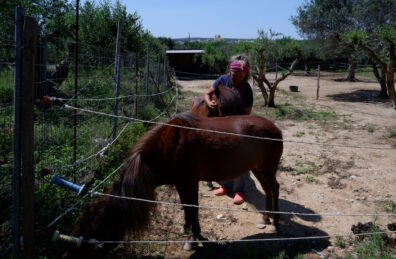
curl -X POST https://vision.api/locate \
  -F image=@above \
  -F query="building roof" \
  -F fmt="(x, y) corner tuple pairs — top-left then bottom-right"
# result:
(166, 50), (204, 54)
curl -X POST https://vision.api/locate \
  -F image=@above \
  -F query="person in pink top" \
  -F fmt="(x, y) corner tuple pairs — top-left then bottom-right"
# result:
(204, 53), (253, 205)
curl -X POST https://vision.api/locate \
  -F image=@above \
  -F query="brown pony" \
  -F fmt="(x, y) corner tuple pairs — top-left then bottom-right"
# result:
(64, 113), (283, 258)
(189, 85), (244, 117)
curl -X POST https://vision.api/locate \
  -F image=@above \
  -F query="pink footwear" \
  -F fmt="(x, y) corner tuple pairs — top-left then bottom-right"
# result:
(233, 192), (244, 205)
(215, 187), (228, 196)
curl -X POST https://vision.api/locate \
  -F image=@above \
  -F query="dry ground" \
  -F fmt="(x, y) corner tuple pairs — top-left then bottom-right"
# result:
(116, 73), (396, 258)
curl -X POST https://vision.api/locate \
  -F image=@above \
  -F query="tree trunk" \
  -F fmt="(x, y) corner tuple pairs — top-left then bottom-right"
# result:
(386, 63), (396, 110)
(253, 79), (268, 106)
(268, 87), (276, 107)
(347, 58), (355, 82)
(304, 61), (310, 75)
(371, 63), (388, 98)
(387, 43), (396, 110)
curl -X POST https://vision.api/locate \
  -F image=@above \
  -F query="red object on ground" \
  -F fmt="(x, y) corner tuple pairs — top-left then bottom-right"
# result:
(40, 167), (51, 176)
(40, 95), (51, 108)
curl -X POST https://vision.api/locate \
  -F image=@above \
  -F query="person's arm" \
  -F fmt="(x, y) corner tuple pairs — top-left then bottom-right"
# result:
(204, 86), (217, 109)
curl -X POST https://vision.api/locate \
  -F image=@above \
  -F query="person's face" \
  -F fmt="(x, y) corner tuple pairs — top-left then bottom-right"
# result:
(231, 70), (246, 87)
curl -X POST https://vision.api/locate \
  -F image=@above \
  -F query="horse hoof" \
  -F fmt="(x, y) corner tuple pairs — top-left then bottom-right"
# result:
(183, 241), (193, 251)
(256, 223), (267, 229)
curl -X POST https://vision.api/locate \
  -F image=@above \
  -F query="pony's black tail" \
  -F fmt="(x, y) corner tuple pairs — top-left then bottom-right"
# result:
(63, 152), (156, 258)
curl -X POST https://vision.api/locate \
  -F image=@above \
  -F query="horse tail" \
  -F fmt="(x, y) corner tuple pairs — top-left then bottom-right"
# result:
(64, 152), (156, 257)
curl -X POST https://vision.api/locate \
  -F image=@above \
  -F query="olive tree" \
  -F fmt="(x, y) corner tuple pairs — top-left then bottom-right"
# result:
(251, 30), (301, 107)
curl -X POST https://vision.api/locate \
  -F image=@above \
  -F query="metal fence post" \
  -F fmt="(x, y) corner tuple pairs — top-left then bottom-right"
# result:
(157, 53), (161, 91)
(42, 35), (48, 96)
(13, 7), (24, 258)
(135, 51), (138, 117)
(145, 43), (150, 103)
(20, 15), (38, 258)
(317, 65), (320, 100)
(112, 21), (122, 139)
(163, 52), (168, 88)
(73, 0), (79, 179)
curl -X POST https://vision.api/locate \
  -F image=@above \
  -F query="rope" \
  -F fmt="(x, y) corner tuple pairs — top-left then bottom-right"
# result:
(84, 230), (396, 245)
(174, 70), (220, 77)
(90, 191), (396, 218)
(48, 86), (175, 102)
(62, 104), (394, 151)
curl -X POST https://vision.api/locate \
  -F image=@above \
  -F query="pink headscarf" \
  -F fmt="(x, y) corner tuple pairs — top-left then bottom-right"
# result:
(230, 61), (249, 74)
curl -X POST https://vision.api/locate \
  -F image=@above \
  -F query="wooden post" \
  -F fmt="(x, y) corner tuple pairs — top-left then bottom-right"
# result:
(317, 65), (320, 100)
(21, 14), (38, 258)
(13, 7), (24, 258)
(275, 60), (278, 80)
(112, 21), (122, 139)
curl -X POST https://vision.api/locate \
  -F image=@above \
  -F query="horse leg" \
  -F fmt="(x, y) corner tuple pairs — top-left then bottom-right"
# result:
(252, 170), (272, 225)
(267, 173), (280, 226)
(176, 181), (202, 250)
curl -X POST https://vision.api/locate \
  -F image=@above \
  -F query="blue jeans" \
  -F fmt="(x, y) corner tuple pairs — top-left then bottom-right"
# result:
(220, 173), (249, 193)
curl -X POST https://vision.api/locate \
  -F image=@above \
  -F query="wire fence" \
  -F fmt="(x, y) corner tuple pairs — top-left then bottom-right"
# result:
(0, 19), (15, 255)
(33, 36), (173, 178)
(2, 11), (178, 257)
(4, 9), (396, 258)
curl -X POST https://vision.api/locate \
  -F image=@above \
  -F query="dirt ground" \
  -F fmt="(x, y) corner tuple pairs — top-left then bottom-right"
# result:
(118, 73), (396, 258)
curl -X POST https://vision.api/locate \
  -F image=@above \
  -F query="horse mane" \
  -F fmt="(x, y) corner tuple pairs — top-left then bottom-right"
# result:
(66, 114), (201, 257)
(214, 86), (243, 116)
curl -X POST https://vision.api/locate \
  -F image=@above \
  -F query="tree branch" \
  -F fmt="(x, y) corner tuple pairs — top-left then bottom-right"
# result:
(273, 53), (301, 87)
(358, 43), (387, 70)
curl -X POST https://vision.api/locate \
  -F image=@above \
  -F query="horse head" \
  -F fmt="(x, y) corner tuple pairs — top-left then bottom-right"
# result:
(190, 85), (243, 117)
(214, 85), (243, 116)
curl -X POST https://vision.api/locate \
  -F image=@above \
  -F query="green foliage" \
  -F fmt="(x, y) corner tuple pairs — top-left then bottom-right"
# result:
(294, 131), (305, 137)
(347, 30), (367, 45)
(292, 165), (317, 176)
(353, 224), (392, 258)
(157, 37), (175, 50)
(384, 200), (396, 214)
(269, 103), (337, 122)
(0, 72), (13, 103)
(93, 122), (147, 186)
(79, 0), (144, 53)
(202, 41), (231, 74)
(140, 103), (161, 121)
(367, 125), (375, 133)
(335, 235), (347, 249)
(386, 127), (396, 138)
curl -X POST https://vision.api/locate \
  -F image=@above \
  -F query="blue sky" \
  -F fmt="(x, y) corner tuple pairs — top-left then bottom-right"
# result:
(122, 0), (305, 39)
(81, 1), (306, 39)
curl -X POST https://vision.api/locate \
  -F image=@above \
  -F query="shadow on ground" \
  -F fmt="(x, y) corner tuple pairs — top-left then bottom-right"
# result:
(327, 89), (390, 104)
(193, 176), (329, 258)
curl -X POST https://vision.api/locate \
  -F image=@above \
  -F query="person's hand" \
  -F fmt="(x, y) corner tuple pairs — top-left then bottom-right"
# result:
(208, 99), (217, 109)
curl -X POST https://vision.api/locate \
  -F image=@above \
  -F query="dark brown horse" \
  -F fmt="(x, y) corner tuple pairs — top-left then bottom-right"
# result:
(64, 113), (283, 258)
(189, 85), (244, 117)
(190, 85), (247, 190)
